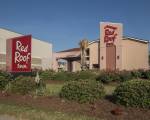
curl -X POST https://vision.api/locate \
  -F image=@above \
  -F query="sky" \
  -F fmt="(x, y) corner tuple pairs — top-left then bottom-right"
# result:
(0, 0), (150, 52)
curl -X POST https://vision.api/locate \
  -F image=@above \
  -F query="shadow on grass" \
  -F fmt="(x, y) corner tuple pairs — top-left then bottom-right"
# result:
(105, 95), (116, 104)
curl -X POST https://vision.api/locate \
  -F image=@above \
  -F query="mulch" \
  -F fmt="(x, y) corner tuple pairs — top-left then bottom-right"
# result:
(0, 92), (149, 120)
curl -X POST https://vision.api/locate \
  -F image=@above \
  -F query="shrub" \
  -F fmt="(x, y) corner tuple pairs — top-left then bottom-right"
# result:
(131, 70), (142, 79)
(0, 76), (9, 90)
(118, 70), (133, 82)
(0, 71), (12, 80)
(140, 70), (150, 79)
(96, 71), (120, 83)
(40, 70), (55, 81)
(0, 71), (12, 90)
(135, 69), (150, 79)
(52, 71), (76, 81)
(113, 80), (150, 108)
(60, 80), (105, 103)
(75, 70), (96, 80)
(9, 76), (46, 95)
(11, 71), (37, 79)
(52, 70), (97, 81)
(9, 76), (36, 95)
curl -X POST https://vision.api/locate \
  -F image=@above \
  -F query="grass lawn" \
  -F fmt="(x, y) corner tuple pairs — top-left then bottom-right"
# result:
(44, 84), (63, 96)
(0, 103), (99, 120)
(104, 83), (118, 95)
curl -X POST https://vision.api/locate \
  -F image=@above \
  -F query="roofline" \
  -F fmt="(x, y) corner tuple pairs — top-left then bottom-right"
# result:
(56, 48), (80, 53)
(123, 36), (149, 43)
(100, 21), (123, 24)
(88, 39), (100, 45)
(0, 27), (52, 45)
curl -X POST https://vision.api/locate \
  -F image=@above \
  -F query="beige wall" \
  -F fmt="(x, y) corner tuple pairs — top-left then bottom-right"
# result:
(32, 38), (52, 70)
(53, 51), (80, 72)
(121, 39), (149, 70)
(0, 28), (52, 70)
(72, 60), (81, 72)
(87, 41), (99, 69)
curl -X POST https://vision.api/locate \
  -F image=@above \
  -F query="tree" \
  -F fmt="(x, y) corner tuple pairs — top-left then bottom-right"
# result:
(79, 39), (89, 70)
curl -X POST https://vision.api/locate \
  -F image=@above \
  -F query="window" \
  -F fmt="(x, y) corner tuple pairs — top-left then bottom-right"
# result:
(86, 48), (90, 56)
(93, 64), (99, 69)
(86, 57), (89, 60)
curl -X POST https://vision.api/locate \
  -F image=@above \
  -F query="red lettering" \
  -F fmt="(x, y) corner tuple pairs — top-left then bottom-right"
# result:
(104, 25), (118, 44)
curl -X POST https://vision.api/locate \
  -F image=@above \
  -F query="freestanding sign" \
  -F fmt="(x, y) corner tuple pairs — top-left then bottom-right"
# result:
(6, 35), (32, 72)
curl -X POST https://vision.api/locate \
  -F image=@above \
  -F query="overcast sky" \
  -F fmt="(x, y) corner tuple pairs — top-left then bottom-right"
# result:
(0, 0), (150, 51)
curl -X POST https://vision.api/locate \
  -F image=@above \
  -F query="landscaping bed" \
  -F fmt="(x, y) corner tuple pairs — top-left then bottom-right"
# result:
(0, 92), (149, 120)
(0, 70), (150, 120)
(0, 104), (96, 120)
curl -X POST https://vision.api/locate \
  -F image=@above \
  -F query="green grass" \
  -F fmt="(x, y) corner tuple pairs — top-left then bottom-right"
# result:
(104, 83), (118, 95)
(44, 84), (63, 96)
(0, 103), (100, 120)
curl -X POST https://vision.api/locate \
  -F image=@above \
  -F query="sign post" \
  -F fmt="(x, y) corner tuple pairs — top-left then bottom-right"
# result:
(6, 35), (32, 72)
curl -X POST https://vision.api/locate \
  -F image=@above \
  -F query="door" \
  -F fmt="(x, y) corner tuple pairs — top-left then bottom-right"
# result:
(67, 60), (73, 72)
(106, 44), (116, 70)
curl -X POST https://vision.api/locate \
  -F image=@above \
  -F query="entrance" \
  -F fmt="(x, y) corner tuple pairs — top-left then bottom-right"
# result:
(106, 44), (116, 70)
(67, 61), (72, 72)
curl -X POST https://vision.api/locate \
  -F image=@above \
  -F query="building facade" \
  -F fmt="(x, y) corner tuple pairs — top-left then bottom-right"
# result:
(53, 48), (81, 72)
(100, 22), (149, 70)
(53, 22), (149, 72)
(0, 28), (53, 70)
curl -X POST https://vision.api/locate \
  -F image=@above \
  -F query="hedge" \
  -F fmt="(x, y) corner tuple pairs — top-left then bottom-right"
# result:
(60, 80), (105, 103)
(113, 80), (150, 108)
(0, 76), (9, 90)
(40, 70), (55, 81)
(8, 76), (46, 95)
